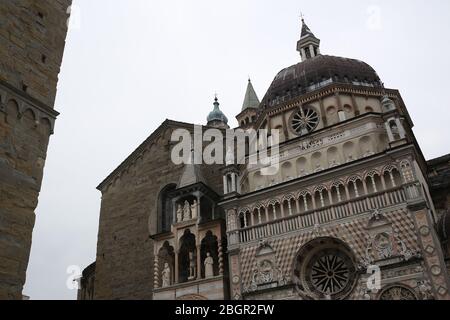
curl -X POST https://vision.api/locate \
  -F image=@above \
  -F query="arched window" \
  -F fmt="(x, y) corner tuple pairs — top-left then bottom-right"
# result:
(157, 184), (177, 233)
(178, 229), (196, 283)
(200, 231), (219, 278)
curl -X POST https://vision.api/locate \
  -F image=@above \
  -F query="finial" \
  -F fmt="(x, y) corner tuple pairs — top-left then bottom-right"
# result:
(300, 12), (305, 23)
(214, 92), (218, 102)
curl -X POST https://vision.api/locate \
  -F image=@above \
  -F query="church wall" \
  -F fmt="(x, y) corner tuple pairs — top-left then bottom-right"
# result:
(94, 124), (225, 299)
(0, 1), (71, 299)
(94, 133), (184, 299)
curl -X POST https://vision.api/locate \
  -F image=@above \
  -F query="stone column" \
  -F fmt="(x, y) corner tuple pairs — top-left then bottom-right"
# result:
(385, 122), (394, 142)
(218, 239), (224, 276)
(153, 255), (159, 289)
(328, 189), (333, 205)
(196, 195), (201, 221)
(231, 173), (236, 192)
(300, 48), (306, 61)
(196, 244), (201, 280)
(309, 45), (315, 58)
(395, 118), (406, 138)
(174, 250), (179, 284)
(223, 175), (228, 194)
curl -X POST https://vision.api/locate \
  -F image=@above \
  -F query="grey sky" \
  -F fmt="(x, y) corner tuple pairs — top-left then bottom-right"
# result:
(23, 0), (450, 299)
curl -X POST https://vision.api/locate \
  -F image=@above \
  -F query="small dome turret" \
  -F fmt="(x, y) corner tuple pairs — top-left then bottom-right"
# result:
(207, 96), (229, 129)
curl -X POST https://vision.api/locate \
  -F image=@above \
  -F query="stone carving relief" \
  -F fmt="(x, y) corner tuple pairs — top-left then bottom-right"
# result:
(359, 209), (420, 269)
(176, 199), (199, 222)
(183, 200), (192, 221)
(243, 241), (286, 293)
(177, 204), (183, 223)
(416, 280), (434, 300)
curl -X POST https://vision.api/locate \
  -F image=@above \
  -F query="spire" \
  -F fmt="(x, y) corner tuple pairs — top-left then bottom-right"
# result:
(207, 95), (229, 129)
(300, 18), (316, 38)
(297, 17), (320, 61)
(241, 78), (260, 111)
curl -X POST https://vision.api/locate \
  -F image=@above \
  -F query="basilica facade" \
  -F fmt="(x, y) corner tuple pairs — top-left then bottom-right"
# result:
(80, 20), (450, 300)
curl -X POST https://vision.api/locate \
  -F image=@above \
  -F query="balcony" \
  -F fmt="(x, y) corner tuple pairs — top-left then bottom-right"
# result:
(228, 182), (422, 245)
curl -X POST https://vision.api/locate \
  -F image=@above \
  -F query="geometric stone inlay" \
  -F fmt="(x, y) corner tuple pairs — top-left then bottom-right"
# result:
(419, 226), (431, 236)
(425, 245), (435, 255)
(430, 265), (442, 276)
(438, 286), (448, 296)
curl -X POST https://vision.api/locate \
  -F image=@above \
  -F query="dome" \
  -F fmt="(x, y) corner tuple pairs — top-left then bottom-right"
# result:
(207, 97), (228, 125)
(261, 55), (382, 108)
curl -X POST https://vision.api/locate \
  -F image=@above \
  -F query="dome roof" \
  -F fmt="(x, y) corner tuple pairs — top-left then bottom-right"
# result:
(261, 55), (382, 108)
(207, 97), (228, 125)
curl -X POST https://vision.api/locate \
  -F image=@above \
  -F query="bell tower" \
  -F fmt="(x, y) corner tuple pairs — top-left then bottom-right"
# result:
(297, 18), (321, 61)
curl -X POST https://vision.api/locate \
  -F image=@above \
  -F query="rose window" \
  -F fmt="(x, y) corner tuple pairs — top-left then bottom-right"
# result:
(290, 106), (319, 136)
(294, 238), (357, 300)
(305, 249), (352, 296)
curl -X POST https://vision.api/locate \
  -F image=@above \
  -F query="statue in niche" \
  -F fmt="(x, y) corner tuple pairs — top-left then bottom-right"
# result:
(204, 252), (214, 278)
(183, 200), (191, 221)
(191, 199), (198, 220)
(176, 204), (183, 223)
(162, 262), (171, 287)
(188, 251), (196, 280)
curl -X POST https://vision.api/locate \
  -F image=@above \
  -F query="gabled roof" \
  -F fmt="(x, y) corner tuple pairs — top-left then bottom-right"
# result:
(96, 119), (196, 191)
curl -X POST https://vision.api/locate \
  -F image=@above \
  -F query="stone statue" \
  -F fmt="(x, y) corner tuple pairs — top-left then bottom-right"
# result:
(183, 200), (191, 221)
(204, 252), (214, 278)
(176, 204), (183, 223)
(188, 251), (196, 280)
(191, 199), (198, 219)
(162, 262), (171, 287)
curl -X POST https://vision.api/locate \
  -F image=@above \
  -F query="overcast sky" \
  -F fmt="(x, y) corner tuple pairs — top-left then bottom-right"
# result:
(23, 0), (450, 299)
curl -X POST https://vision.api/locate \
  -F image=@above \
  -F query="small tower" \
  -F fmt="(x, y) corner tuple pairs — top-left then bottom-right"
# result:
(236, 79), (260, 129)
(222, 146), (240, 196)
(207, 96), (229, 129)
(381, 95), (407, 147)
(297, 18), (320, 61)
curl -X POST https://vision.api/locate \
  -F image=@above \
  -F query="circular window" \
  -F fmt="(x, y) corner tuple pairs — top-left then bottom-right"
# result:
(306, 248), (353, 297)
(379, 285), (417, 300)
(294, 238), (357, 300)
(290, 106), (319, 136)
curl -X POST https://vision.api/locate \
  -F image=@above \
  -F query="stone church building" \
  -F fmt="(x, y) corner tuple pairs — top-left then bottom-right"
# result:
(79, 19), (450, 300)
